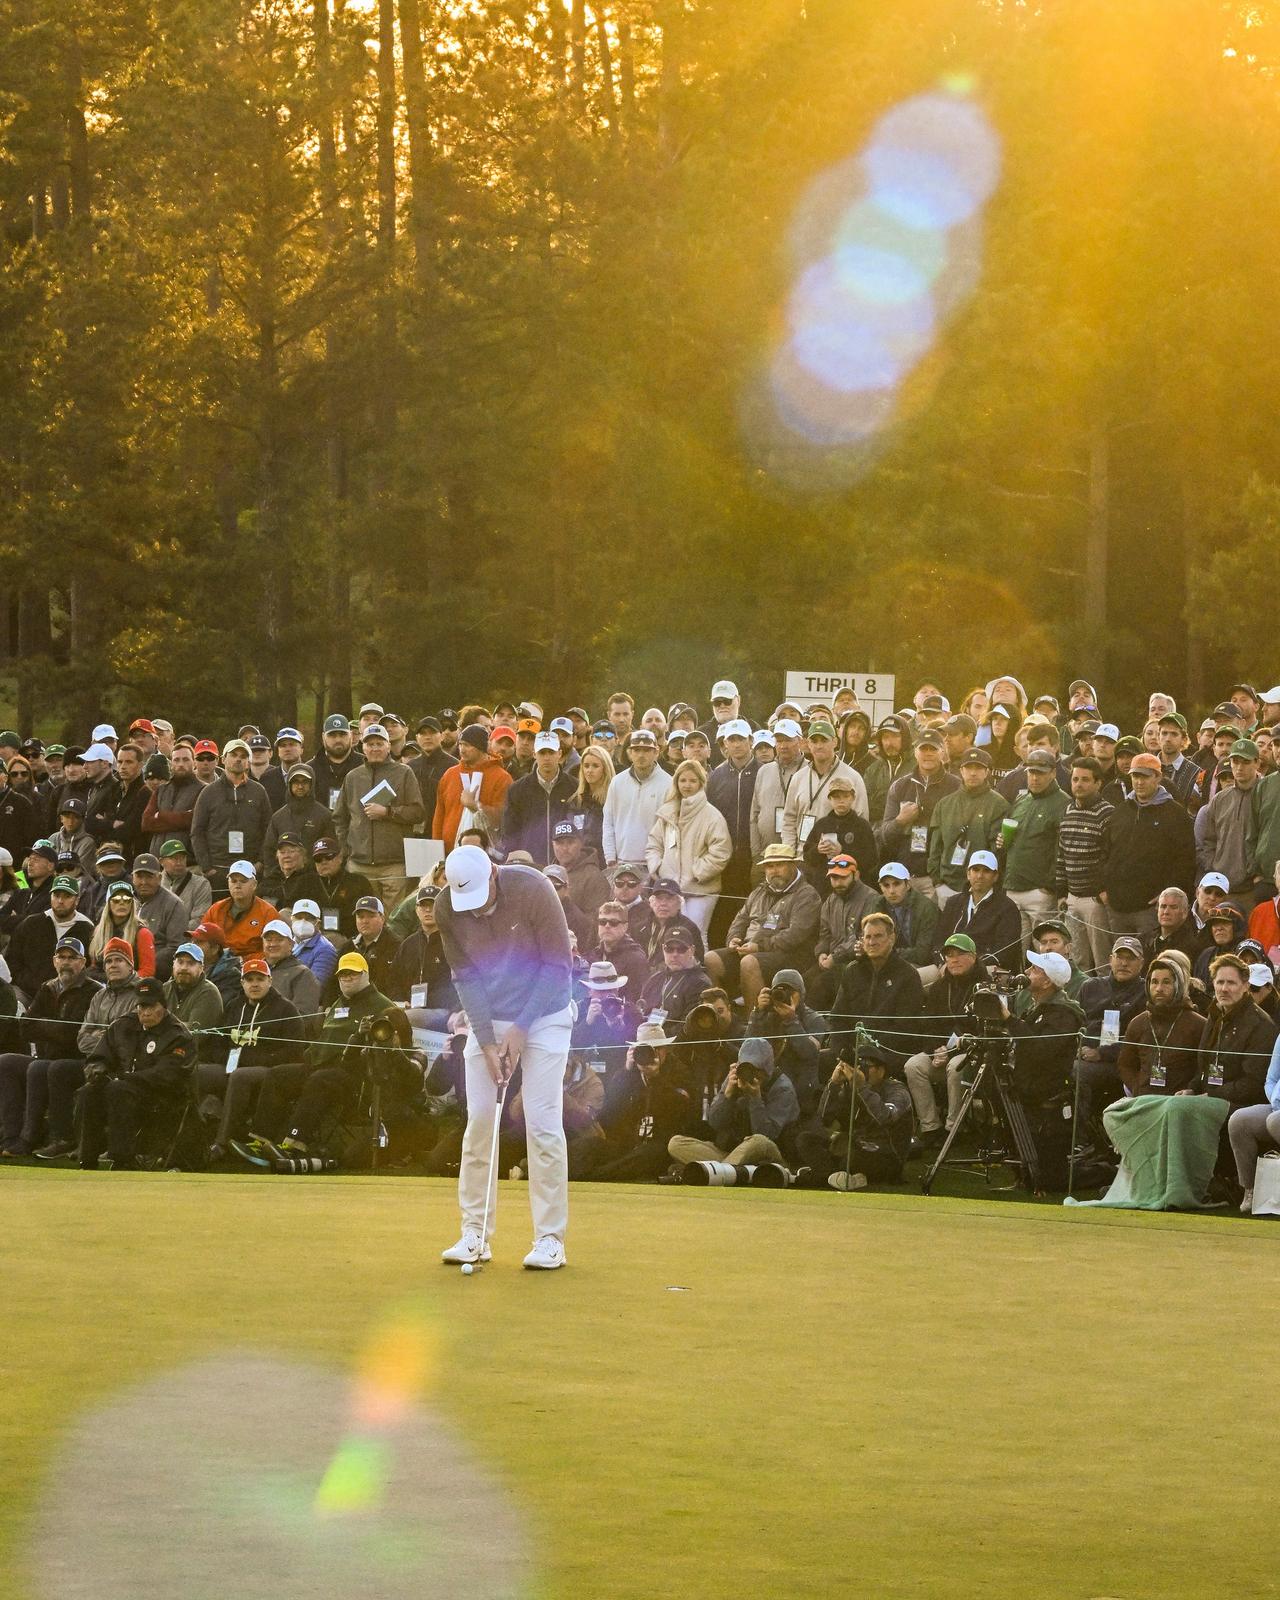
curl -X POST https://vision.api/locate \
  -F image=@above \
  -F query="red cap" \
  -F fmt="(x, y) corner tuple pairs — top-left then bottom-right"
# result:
(491, 725), (517, 743)
(128, 718), (156, 735)
(192, 921), (226, 947)
(241, 956), (270, 976)
(194, 739), (219, 756)
(1128, 753), (1162, 777)
(103, 937), (135, 962)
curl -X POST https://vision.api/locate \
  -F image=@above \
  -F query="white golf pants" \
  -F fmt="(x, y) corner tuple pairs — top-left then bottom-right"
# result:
(461, 1005), (572, 1244)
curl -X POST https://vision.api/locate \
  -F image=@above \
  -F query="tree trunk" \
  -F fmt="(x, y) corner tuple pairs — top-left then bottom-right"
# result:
(1086, 417), (1109, 698)
(658, 0), (683, 158)
(570, 0), (587, 110)
(398, 0), (434, 285)
(595, 5), (619, 139)
(64, 30), (92, 222)
(617, 9), (635, 125)
(372, 0), (399, 470)
(16, 589), (51, 736)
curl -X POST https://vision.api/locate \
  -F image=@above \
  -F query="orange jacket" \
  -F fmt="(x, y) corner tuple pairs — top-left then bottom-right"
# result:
(205, 894), (280, 958)
(432, 756), (513, 850)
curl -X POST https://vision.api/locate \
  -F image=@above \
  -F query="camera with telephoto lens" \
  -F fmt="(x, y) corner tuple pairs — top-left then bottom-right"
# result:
(736, 1061), (763, 1088)
(767, 985), (796, 1007)
(358, 1011), (401, 1048)
(966, 957), (1029, 1027)
(633, 1044), (658, 1067)
(272, 1154), (339, 1174)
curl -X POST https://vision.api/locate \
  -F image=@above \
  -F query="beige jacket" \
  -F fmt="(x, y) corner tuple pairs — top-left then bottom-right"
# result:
(645, 790), (733, 896)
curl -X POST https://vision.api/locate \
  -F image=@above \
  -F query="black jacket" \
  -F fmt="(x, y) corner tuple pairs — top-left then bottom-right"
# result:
(706, 759), (759, 854)
(88, 1011), (197, 1093)
(501, 770), (578, 865)
(638, 964), (713, 1026)
(224, 989), (309, 1067)
(1007, 993), (1086, 1106)
(920, 967), (982, 1044)
(1101, 790), (1196, 913)
(21, 970), (103, 1059)
(802, 807), (879, 893)
(391, 928), (458, 1012)
(831, 953), (926, 1068)
(1193, 1000), (1275, 1104)
(598, 1063), (696, 1148)
(1076, 973), (1148, 1060)
(311, 747), (364, 813)
(0, 787), (36, 860)
(9, 911), (97, 999)
(312, 866), (375, 940)
(935, 889), (1023, 968)
(323, 926), (401, 1003)
(408, 748), (458, 827)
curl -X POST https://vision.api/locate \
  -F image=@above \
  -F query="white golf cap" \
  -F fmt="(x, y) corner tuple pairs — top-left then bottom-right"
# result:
(877, 861), (910, 882)
(1027, 950), (1072, 987)
(711, 680), (739, 700)
(1093, 723), (1120, 742)
(227, 860), (257, 879)
(446, 844), (494, 911)
(82, 742), (115, 763)
(772, 718), (802, 738)
(752, 729), (776, 748)
(1262, 687), (1280, 704)
(92, 723), (118, 742)
(359, 701), (384, 716)
(968, 850), (999, 872)
(989, 703), (1014, 719)
(1199, 871), (1231, 892)
(263, 919), (293, 938)
(292, 899), (321, 919)
(718, 718), (751, 740)
(1250, 963), (1273, 988)
(550, 717), (573, 734)
(534, 731), (560, 752)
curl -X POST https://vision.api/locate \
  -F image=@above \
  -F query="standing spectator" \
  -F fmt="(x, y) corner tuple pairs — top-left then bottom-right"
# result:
(780, 719), (869, 854)
(876, 730), (959, 897)
(1069, 937), (1150, 1143)
(1196, 737), (1262, 899)
(645, 760), (732, 938)
(602, 728), (666, 868)
(131, 852), (188, 978)
(566, 745), (613, 860)
(705, 719), (758, 947)
(52, 798), (98, 882)
(311, 714), (363, 811)
(158, 839), (212, 930)
(802, 775), (879, 896)
(1054, 755), (1115, 976)
(335, 723), (425, 907)
(750, 718), (807, 855)
(262, 764), (334, 858)
(806, 854), (879, 1008)
(407, 717), (458, 825)
(1002, 749), (1070, 951)
(1101, 753), (1197, 941)
(927, 749), (1009, 907)
(502, 733), (575, 865)
(141, 742), (201, 853)
(432, 724), (512, 851)
(190, 737), (273, 895)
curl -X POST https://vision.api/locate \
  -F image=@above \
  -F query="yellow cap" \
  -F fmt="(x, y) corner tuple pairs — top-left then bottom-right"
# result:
(336, 951), (369, 974)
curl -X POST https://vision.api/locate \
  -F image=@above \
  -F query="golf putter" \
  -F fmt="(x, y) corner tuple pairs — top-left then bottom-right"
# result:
(465, 1077), (508, 1275)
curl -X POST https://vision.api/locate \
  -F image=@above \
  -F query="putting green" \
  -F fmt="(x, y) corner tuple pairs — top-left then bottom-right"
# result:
(2, 1169), (1276, 1599)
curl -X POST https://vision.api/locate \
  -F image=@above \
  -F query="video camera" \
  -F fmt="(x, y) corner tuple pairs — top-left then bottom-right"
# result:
(966, 955), (1029, 1027)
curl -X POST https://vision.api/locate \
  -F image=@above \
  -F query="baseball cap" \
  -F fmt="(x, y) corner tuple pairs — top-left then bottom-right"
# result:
(772, 718), (802, 739)
(174, 941), (205, 963)
(968, 850), (999, 871)
(553, 819), (581, 839)
(416, 883), (441, 904)
(959, 748), (991, 769)
(359, 702), (385, 717)
(292, 899), (321, 920)
(649, 877), (683, 897)
(914, 729), (945, 750)
(135, 977), (166, 1004)
(1213, 701), (1246, 720)
(193, 739), (218, 757)
(323, 714), (350, 734)
(1032, 916), (1071, 939)
(662, 928), (694, 949)
(275, 726), (303, 744)
(877, 861), (910, 882)
(132, 852), (162, 874)
(95, 843), (125, 864)
(711, 680), (739, 701)
(807, 720), (836, 741)
(361, 723), (389, 742)
(275, 831), (303, 850)
(718, 718), (751, 740)
(1033, 694), (1060, 711)
(312, 837), (341, 859)
(336, 951), (369, 973)
(1199, 871), (1231, 892)
(192, 922), (225, 946)
(241, 957), (271, 977)
(222, 738), (251, 758)
(354, 895), (385, 915)
(516, 717), (542, 734)
(1260, 687), (1280, 706)
(105, 880), (135, 899)
(247, 734), (271, 752)
(57, 797), (86, 817)
(919, 694), (949, 713)
(827, 776), (856, 794)
(1231, 739), (1260, 760)
(945, 713), (978, 736)
(1093, 724), (1120, 742)
(1112, 936), (1145, 957)
(445, 844), (493, 912)
(628, 729), (657, 747)
(263, 919), (293, 938)
(542, 864), (568, 886)
(550, 717), (573, 735)
(1158, 711), (1189, 732)
(943, 933), (978, 955)
(159, 839), (189, 858)
(534, 731), (560, 753)
(415, 716), (441, 734)
(82, 742), (115, 763)
(1128, 753), (1162, 776)
(128, 718), (156, 735)
(1027, 950), (1072, 987)
(1025, 749), (1057, 772)
(55, 936), (86, 956)
(227, 860), (257, 879)
(45, 744), (66, 758)
(91, 723), (118, 742)
(752, 729), (776, 748)
(827, 854), (857, 873)
(1115, 735), (1143, 756)
(1249, 963), (1273, 988)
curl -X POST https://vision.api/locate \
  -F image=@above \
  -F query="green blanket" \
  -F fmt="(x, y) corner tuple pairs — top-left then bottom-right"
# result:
(1065, 1094), (1230, 1211)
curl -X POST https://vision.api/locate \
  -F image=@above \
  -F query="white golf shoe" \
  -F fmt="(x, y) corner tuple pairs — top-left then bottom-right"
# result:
(1241, 1189), (1254, 1215)
(827, 1171), (868, 1192)
(442, 1230), (491, 1264)
(522, 1236), (566, 1270)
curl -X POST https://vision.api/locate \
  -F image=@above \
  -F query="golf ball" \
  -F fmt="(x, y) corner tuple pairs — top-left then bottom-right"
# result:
(460, 1263), (474, 1276)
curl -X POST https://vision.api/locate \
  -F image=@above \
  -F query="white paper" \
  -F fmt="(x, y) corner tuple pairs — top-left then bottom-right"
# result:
(798, 815), (816, 843)
(1099, 1008), (1121, 1048)
(224, 1045), (241, 1076)
(360, 778), (396, 809)
(410, 984), (428, 1009)
(404, 837), (445, 879)
(227, 830), (244, 855)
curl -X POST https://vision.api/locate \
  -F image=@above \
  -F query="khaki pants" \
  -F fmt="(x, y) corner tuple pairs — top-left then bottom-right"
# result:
(1007, 886), (1056, 955)
(668, 1133), (784, 1167)
(1066, 893), (1112, 975)
(909, 874), (938, 904)
(904, 1049), (969, 1133)
(1106, 904), (1159, 941)
(351, 859), (410, 910)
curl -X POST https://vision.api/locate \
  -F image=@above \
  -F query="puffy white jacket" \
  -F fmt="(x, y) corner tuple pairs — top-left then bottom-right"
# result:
(645, 790), (733, 895)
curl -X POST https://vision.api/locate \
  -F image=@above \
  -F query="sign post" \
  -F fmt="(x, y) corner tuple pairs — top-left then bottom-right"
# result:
(784, 671), (897, 728)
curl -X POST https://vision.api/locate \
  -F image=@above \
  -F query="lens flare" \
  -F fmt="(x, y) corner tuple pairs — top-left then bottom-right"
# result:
(865, 93), (1002, 230)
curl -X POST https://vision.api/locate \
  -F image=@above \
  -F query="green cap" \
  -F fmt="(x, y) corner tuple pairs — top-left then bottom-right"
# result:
(1231, 739), (1260, 760)
(1115, 736), (1143, 756)
(45, 744), (66, 757)
(806, 720), (837, 741)
(1157, 711), (1188, 733)
(943, 933), (978, 955)
(1217, 724), (1242, 739)
(1033, 916), (1071, 939)
(50, 874), (79, 894)
(159, 839), (189, 858)
(0, 731), (20, 747)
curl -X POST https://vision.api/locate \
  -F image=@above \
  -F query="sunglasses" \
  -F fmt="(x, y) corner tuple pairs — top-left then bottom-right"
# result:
(598, 917), (625, 926)
(664, 941), (692, 952)
(196, 754), (217, 761)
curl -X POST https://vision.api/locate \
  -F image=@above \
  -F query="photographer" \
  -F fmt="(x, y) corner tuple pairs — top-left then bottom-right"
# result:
(206, 957), (310, 1162)
(805, 854), (878, 1010)
(78, 978), (197, 1170)
(243, 949), (412, 1159)
(676, 988), (743, 1112)
(570, 1020), (697, 1181)
(391, 883), (458, 1031)
(704, 843), (821, 1007)
(796, 1043), (911, 1190)
(666, 1036), (799, 1174)
(830, 912), (925, 1071)
(573, 960), (638, 1068)
(1001, 951), (1085, 1109)
(745, 969), (824, 1115)
(903, 933), (982, 1148)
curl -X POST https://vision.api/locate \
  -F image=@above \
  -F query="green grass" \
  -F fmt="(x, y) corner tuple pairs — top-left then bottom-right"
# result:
(3, 1169), (1277, 1600)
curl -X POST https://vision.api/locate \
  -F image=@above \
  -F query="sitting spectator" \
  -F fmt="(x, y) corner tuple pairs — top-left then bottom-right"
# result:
(1116, 950), (1203, 1096)
(1146, 885), (1205, 964)
(1193, 903), (1248, 985)
(324, 894), (401, 1002)
(158, 839), (213, 930)
(1228, 1029), (1280, 1213)
(933, 852), (1021, 972)
(572, 961), (638, 1067)
(311, 837), (374, 943)
(903, 932), (982, 1147)
(676, 989), (745, 1111)
(830, 910), (926, 1071)
(1190, 951), (1275, 1110)
(191, 920), (245, 1010)
(586, 900), (650, 999)
(205, 958), (311, 1161)
(164, 940), (225, 1036)
(261, 918), (322, 1025)
(392, 884), (458, 1031)
(743, 968), (824, 1114)
(1248, 962), (1279, 1022)
(131, 851), (188, 978)
(608, 863), (653, 947)
(1070, 936), (1149, 1145)
(571, 1020), (697, 1182)
(10, 874), (96, 1000)
(290, 897), (339, 990)
(77, 977), (197, 1171)
(873, 860), (940, 972)
(805, 854), (879, 1010)
(259, 832), (324, 913)
(501, 732), (575, 865)
(204, 861), (279, 959)
(642, 877), (704, 969)
(543, 864), (594, 951)
(797, 1043), (912, 1190)
(0, 936), (83, 1156)
(504, 1055), (604, 1180)
(638, 927), (712, 1027)
(666, 1036), (799, 1176)
(705, 843), (822, 1006)
(88, 882), (156, 979)
(52, 797), (98, 882)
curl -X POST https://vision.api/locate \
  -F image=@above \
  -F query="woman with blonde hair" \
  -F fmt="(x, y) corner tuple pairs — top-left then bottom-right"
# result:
(645, 759), (732, 937)
(959, 687), (989, 723)
(570, 744), (614, 859)
(88, 881), (156, 977)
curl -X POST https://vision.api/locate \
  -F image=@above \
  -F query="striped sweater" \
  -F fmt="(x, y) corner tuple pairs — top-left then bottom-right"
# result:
(1054, 797), (1114, 897)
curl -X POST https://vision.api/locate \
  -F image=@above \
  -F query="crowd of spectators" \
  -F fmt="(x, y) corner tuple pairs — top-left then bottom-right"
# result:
(1, 674), (1279, 1210)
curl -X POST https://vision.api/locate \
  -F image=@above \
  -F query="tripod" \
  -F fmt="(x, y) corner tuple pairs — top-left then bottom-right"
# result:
(920, 1026), (1043, 1195)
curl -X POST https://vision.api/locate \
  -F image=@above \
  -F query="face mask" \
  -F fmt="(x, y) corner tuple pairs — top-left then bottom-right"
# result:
(293, 919), (316, 939)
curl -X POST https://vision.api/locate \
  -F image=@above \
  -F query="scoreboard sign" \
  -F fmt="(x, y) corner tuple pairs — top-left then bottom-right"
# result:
(783, 671), (897, 727)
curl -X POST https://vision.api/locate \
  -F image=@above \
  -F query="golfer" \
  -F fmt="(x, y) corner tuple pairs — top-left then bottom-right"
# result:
(435, 844), (574, 1270)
